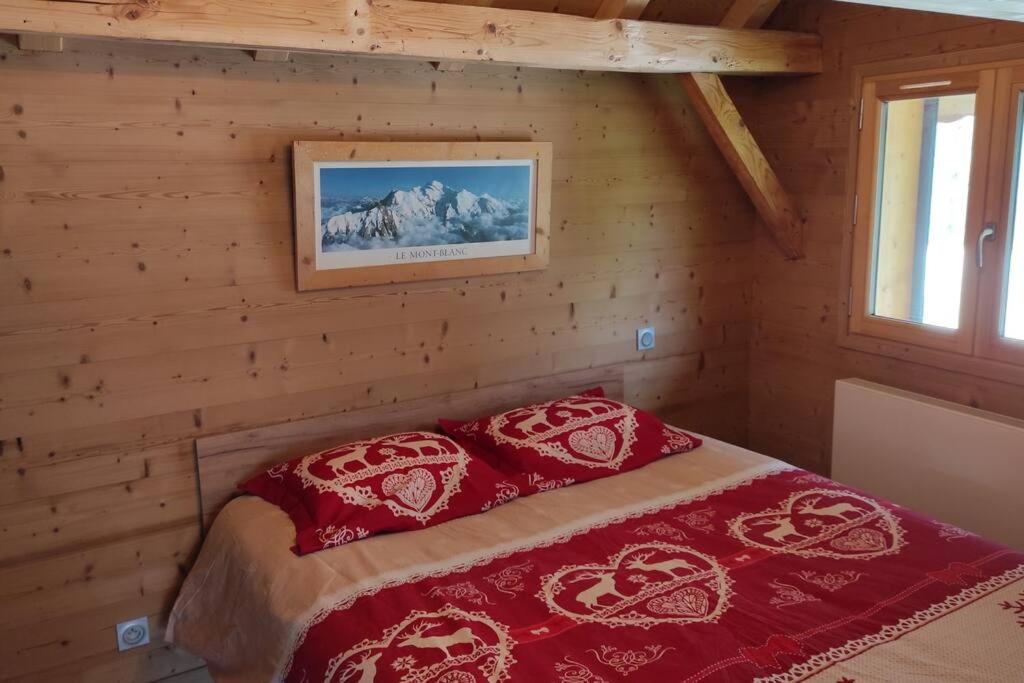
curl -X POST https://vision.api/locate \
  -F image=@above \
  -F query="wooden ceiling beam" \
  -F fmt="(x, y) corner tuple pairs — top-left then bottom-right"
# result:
(834, 0), (1024, 23)
(433, 0), (493, 71)
(678, 0), (805, 259)
(0, 0), (822, 75)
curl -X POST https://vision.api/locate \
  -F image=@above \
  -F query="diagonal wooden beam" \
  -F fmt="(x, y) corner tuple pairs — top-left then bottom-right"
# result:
(719, 0), (784, 28)
(594, 0), (803, 258)
(594, 0), (651, 20)
(678, 0), (804, 259)
(0, 0), (822, 75)
(679, 73), (803, 259)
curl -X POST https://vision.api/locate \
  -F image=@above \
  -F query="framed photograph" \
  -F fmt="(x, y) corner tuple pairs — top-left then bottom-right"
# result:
(293, 141), (552, 291)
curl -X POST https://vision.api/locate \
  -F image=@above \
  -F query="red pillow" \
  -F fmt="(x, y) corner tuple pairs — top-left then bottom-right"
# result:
(240, 431), (524, 555)
(439, 388), (702, 484)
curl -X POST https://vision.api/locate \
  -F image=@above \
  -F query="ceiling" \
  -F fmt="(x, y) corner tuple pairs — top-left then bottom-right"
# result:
(407, 0), (740, 25)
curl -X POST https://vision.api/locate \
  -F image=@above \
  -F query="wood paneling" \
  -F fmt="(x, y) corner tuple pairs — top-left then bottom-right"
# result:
(0, 32), (754, 682)
(834, 0), (1024, 24)
(734, 0), (1024, 474)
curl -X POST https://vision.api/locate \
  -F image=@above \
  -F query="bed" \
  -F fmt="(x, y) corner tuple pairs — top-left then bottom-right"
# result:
(168, 368), (1024, 682)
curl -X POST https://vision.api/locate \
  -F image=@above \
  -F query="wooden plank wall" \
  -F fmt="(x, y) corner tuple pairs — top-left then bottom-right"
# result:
(732, 0), (1024, 473)
(0, 35), (754, 682)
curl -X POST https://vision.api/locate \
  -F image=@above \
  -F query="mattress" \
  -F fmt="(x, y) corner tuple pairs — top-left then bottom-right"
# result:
(168, 436), (1024, 681)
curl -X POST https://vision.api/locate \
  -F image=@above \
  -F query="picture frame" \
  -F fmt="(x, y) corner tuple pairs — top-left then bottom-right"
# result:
(292, 141), (552, 291)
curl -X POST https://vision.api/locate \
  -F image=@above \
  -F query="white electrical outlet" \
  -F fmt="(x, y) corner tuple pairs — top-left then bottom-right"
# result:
(116, 616), (150, 652)
(636, 326), (655, 351)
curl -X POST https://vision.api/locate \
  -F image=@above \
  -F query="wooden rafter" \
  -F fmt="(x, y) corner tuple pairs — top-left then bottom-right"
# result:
(678, 0), (805, 259)
(835, 0), (1024, 23)
(679, 73), (803, 259)
(0, 0), (822, 75)
(719, 0), (785, 28)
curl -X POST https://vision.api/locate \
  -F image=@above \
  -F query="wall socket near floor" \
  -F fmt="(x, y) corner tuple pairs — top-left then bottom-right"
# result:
(636, 326), (656, 351)
(115, 616), (150, 652)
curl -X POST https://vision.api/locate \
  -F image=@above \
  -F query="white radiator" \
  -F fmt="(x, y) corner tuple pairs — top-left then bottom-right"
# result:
(832, 378), (1024, 549)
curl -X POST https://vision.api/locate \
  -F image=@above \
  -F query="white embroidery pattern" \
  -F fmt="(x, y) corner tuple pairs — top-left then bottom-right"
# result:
(768, 579), (820, 608)
(481, 481), (520, 512)
(325, 605), (515, 683)
(316, 525), (370, 550)
(792, 472), (832, 486)
(676, 508), (717, 533)
(729, 489), (905, 559)
(528, 473), (576, 492)
(660, 424), (698, 454)
(425, 581), (495, 606)
(266, 462), (289, 482)
(792, 570), (863, 592)
(540, 542), (732, 628)
(484, 561), (534, 597)
(295, 432), (470, 523)
(486, 396), (640, 470)
(587, 644), (674, 675)
(937, 522), (975, 542)
(754, 563), (1024, 683)
(634, 521), (692, 543)
(555, 657), (610, 683)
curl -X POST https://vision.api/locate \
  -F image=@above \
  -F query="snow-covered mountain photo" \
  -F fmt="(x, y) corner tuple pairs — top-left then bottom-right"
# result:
(316, 162), (533, 253)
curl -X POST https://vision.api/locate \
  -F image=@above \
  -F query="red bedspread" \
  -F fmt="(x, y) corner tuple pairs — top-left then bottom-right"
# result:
(281, 468), (1024, 682)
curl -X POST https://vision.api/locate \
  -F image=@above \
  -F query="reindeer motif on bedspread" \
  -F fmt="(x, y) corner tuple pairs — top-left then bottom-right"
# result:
(730, 488), (905, 559)
(295, 432), (471, 522)
(325, 605), (514, 683)
(486, 395), (641, 469)
(540, 542), (732, 628)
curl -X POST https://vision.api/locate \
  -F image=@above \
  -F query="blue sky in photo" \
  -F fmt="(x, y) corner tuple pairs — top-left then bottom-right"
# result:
(319, 163), (531, 203)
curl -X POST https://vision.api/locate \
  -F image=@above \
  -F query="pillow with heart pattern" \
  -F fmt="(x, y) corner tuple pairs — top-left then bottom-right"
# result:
(438, 388), (702, 485)
(240, 431), (526, 555)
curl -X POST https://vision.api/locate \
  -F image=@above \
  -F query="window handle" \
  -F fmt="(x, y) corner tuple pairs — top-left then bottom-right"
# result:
(977, 223), (997, 269)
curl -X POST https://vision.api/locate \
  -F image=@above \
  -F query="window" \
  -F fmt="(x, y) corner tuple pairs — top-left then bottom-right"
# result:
(847, 58), (1024, 377)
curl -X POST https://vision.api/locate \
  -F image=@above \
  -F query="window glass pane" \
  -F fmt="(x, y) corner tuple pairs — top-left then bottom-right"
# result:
(1003, 93), (1024, 342)
(870, 93), (976, 329)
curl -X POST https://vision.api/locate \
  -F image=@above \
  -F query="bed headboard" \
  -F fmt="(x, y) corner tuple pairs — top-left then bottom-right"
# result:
(194, 366), (624, 529)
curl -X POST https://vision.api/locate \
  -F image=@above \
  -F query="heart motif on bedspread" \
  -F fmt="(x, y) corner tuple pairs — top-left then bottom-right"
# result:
(539, 542), (732, 628)
(728, 488), (904, 559)
(567, 426), (617, 462)
(382, 468), (437, 512)
(647, 587), (710, 617)
(830, 527), (886, 553)
(486, 395), (640, 469)
(294, 432), (469, 524)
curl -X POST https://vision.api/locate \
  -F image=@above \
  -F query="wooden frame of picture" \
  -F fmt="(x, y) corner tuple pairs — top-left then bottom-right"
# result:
(292, 141), (552, 291)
